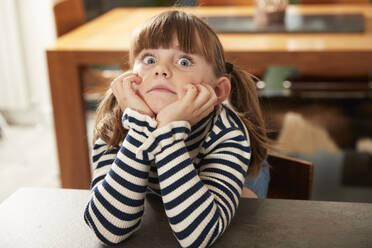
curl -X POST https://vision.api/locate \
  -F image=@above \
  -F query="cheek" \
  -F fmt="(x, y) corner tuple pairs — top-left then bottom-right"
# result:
(192, 67), (215, 84)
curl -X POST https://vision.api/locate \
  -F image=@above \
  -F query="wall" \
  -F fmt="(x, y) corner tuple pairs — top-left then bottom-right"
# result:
(0, 0), (29, 112)
(0, 0), (57, 124)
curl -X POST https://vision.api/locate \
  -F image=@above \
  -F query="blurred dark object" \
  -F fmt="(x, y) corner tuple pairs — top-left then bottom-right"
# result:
(260, 97), (372, 150)
(287, 74), (371, 93)
(257, 66), (372, 98)
(266, 152), (314, 200)
(258, 67), (372, 149)
(203, 13), (364, 33)
(342, 151), (372, 187)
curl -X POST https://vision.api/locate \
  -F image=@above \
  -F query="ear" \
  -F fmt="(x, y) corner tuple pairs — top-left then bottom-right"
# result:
(214, 76), (231, 104)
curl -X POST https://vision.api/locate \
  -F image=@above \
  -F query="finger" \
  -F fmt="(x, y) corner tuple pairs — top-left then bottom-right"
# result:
(122, 76), (154, 117)
(202, 83), (218, 106)
(197, 104), (215, 120)
(122, 75), (145, 101)
(195, 84), (217, 115)
(121, 74), (143, 95)
(182, 84), (198, 104)
(189, 104), (215, 126)
(121, 74), (142, 94)
(110, 72), (148, 114)
(130, 79), (142, 93)
(111, 73), (142, 93)
(201, 83), (215, 98)
(193, 84), (210, 107)
(126, 74), (142, 86)
(110, 71), (135, 87)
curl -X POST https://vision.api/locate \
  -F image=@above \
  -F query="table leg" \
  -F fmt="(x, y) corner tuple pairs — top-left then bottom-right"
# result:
(47, 50), (91, 189)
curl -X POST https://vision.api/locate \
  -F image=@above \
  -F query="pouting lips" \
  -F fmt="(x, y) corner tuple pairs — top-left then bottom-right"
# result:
(147, 85), (176, 94)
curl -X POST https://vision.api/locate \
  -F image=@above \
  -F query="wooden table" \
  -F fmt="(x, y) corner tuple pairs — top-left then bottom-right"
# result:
(46, 5), (372, 189)
(1, 187), (372, 247)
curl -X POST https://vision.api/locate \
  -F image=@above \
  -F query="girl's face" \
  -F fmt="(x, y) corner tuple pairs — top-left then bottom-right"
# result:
(132, 37), (218, 114)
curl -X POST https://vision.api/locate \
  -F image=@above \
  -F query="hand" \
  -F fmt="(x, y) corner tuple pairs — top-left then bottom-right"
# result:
(241, 187), (258, 199)
(156, 83), (217, 128)
(111, 71), (155, 118)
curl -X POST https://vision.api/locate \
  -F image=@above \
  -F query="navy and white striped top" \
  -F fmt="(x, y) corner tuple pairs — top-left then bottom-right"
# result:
(84, 103), (251, 247)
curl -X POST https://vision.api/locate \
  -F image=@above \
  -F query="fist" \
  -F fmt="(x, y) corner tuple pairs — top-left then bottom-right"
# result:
(156, 83), (217, 128)
(111, 71), (154, 118)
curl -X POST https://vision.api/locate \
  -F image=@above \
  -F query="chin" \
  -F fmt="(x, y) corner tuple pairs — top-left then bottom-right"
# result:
(144, 96), (176, 115)
(147, 102), (169, 115)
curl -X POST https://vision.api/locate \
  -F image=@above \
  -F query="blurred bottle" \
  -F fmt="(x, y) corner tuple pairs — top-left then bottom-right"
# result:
(254, 0), (288, 27)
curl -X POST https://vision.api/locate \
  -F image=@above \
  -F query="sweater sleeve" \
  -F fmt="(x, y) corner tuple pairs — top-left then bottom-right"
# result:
(139, 122), (250, 248)
(83, 108), (157, 246)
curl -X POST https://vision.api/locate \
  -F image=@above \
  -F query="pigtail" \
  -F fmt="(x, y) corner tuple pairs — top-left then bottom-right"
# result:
(93, 89), (128, 150)
(228, 66), (269, 177)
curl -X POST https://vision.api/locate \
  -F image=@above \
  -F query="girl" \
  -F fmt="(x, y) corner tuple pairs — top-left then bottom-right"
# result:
(84, 10), (269, 247)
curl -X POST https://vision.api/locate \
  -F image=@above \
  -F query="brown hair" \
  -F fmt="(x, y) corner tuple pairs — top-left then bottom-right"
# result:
(93, 10), (269, 176)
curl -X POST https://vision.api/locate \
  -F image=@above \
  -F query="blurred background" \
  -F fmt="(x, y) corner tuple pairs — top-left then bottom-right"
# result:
(0, 0), (371, 203)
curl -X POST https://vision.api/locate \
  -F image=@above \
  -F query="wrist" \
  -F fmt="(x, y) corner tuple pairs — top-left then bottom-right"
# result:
(156, 116), (189, 129)
(136, 121), (191, 159)
(156, 120), (173, 129)
(122, 108), (157, 135)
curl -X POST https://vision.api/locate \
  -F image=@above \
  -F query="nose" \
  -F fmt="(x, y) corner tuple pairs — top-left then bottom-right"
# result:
(154, 63), (171, 78)
(155, 71), (168, 77)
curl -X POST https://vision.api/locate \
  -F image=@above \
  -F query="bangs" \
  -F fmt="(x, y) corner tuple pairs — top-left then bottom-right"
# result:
(129, 10), (216, 66)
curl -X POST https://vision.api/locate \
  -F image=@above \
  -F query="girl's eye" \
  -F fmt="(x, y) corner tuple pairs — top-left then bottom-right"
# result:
(178, 57), (193, 67)
(143, 55), (156, 64)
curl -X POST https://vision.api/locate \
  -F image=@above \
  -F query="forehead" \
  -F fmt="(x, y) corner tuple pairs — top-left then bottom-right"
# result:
(130, 12), (210, 61)
(133, 31), (204, 56)
(156, 34), (203, 55)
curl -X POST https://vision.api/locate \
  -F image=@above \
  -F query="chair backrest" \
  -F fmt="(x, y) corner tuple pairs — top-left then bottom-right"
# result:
(267, 152), (313, 200)
(53, 0), (86, 37)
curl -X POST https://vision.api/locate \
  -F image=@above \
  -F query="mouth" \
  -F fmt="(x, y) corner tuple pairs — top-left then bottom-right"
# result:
(147, 85), (176, 94)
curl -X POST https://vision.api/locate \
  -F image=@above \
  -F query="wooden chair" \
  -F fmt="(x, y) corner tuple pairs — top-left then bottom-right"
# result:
(266, 152), (313, 200)
(53, 0), (114, 97)
(53, 0), (86, 37)
(242, 152), (313, 200)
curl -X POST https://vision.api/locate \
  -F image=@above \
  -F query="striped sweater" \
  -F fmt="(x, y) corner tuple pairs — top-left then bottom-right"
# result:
(84, 104), (251, 247)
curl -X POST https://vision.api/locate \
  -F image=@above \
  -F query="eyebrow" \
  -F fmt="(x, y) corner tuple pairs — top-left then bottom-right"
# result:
(137, 48), (206, 63)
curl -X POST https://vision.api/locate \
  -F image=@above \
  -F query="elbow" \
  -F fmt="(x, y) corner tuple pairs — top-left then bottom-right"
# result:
(95, 233), (127, 247)
(96, 235), (130, 247)
(84, 206), (140, 246)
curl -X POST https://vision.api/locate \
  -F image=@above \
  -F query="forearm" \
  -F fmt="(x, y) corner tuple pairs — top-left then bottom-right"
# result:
(84, 135), (151, 245)
(155, 141), (222, 248)
(141, 123), (248, 248)
(84, 110), (156, 245)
